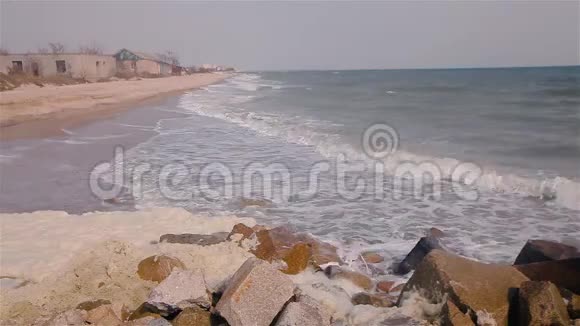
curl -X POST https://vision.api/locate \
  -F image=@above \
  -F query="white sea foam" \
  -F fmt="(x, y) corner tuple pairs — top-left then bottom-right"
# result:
(117, 72), (578, 282)
(177, 76), (580, 211)
(0, 207), (256, 282)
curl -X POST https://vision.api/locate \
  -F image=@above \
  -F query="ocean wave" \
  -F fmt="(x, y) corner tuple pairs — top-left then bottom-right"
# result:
(177, 74), (580, 211)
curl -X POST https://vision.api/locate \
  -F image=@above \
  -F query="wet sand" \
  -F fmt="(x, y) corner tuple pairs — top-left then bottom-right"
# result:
(0, 73), (229, 140)
(0, 95), (187, 213)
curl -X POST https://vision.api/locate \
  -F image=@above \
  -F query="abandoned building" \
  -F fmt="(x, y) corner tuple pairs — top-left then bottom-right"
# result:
(114, 49), (180, 76)
(0, 49), (186, 80)
(0, 53), (117, 80)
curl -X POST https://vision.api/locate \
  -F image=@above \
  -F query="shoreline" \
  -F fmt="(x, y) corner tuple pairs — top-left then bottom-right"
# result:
(0, 73), (230, 141)
(1, 208), (577, 325)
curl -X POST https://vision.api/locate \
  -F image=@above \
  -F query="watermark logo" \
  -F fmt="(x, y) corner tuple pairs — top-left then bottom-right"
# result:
(88, 123), (482, 203)
(362, 123), (399, 159)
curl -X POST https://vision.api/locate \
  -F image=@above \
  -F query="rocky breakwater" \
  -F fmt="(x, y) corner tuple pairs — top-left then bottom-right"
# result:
(2, 215), (579, 326)
(395, 236), (580, 325)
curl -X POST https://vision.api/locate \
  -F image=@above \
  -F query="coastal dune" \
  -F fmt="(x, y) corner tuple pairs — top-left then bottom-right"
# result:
(0, 73), (228, 128)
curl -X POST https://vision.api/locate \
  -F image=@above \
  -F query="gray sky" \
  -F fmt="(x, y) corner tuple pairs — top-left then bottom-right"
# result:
(1, 1), (578, 71)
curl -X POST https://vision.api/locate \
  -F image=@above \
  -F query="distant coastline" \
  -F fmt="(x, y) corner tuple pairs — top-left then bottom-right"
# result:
(0, 73), (230, 140)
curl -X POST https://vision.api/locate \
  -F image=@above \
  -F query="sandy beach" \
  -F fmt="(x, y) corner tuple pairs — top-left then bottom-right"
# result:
(0, 73), (229, 139)
(0, 208), (422, 325)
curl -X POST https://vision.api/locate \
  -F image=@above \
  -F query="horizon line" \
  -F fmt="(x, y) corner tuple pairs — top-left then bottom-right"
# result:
(241, 64), (580, 73)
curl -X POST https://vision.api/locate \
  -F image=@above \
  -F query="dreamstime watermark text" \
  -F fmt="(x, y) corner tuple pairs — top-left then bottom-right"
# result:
(89, 123), (482, 203)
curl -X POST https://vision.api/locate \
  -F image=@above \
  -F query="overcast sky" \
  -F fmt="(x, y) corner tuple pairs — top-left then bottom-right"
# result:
(1, 1), (578, 71)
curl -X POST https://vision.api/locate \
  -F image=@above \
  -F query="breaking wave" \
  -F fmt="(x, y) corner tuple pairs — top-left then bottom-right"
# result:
(177, 73), (580, 211)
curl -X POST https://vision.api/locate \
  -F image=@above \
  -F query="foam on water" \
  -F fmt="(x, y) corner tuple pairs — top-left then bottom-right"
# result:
(118, 71), (579, 281)
(179, 74), (580, 211)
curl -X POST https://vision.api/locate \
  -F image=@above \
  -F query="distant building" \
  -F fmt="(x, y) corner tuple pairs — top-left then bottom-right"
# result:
(190, 64), (235, 73)
(114, 49), (180, 76)
(0, 53), (116, 80)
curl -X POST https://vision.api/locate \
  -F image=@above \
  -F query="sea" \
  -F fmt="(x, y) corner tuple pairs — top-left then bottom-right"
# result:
(2, 67), (579, 278)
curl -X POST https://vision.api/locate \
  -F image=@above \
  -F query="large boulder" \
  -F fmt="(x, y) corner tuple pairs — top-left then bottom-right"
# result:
(360, 252), (384, 264)
(85, 305), (123, 325)
(252, 229), (278, 262)
(229, 225), (342, 267)
(275, 295), (331, 326)
(124, 316), (170, 326)
(147, 269), (211, 308)
(351, 292), (396, 307)
(515, 258), (580, 294)
(171, 306), (212, 326)
(282, 242), (312, 275)
(441, 300), (474, 326)
(267, 226), (342, 266)
(570, 296), (580, 320)
(376, 280), (395, 293)
(518, 281), (570, 326)
(137, 255), (185, 283)
(514, 240), (580, 265)
(127, 302), (179, 320)
(228, 223), (255, 241)
(398, 250), (529, 325)
(324, 265), (373, 290)
(215, 257), (295, 326)
(159, 232), (229, 246)
(394, 236), (446, 275)
(427, 227), (446, 238)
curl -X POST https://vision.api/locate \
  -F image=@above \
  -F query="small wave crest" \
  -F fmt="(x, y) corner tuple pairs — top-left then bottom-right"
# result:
(178, 73), (580, 211)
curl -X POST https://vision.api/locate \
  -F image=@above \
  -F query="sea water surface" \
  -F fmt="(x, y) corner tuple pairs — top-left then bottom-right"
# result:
(120, 67), (580, 270)
(2, 67), (579, 278)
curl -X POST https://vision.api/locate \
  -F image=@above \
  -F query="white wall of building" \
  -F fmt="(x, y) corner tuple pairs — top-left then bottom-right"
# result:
(0, 54), (116, 79)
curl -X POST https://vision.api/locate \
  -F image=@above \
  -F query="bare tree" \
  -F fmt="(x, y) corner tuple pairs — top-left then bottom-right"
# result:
(0, 47), (9, 55)
(79, 42), (103, 55)
(37, 47), (49, 54)
(158, 50), (180, 66)
(48, 42), (65, 54)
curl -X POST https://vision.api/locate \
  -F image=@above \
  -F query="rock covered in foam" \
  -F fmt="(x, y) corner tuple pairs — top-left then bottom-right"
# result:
(137, 255), (185, 283)
(427, 227), (446, 238)
(282, 242), (312, 275)
(275, 296), (331, 326)
(376, 280), (395, 293)
(398, 249), (529, 325)
(171, 306), (212, 326)
(351, 292), (396, 308)
(124, 316), (170, 326)
(228, 224), (342, 268)
(324, 265), (374, 290)
(514, 240), (580, 265)
(227, 223), (255, 241)
(518, 281), (570, 326)
(393, 235), (446, 275)
(215, 257), (295, 326)
(147, 269), (211, 308)
(360, 252), (384, 264)
(440, 299), (474, 325)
